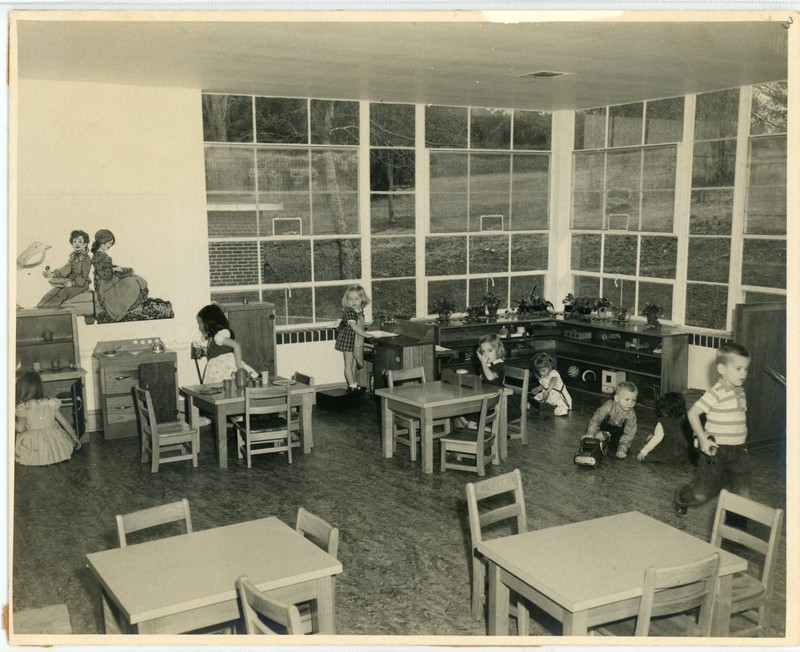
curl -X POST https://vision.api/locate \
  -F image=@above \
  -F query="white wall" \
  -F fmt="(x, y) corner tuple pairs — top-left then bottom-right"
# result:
(14, 79), (211, 410)
(687, 344), (718, 390)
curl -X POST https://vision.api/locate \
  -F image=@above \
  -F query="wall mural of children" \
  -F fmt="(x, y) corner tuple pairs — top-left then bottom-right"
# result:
(37, 229), (93, 309)
(91, 229), (174, 323)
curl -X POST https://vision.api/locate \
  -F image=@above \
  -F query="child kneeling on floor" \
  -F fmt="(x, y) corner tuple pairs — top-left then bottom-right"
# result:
(581, 381), (638, 459)
(530, 352), (572, 416)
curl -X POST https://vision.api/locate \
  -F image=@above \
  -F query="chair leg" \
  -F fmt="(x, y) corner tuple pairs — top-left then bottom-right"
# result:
(516, 600), (529, 636)
(472, 559), (484, 621)
(409, 425), (418, 462)
(150, 440), (159, 473)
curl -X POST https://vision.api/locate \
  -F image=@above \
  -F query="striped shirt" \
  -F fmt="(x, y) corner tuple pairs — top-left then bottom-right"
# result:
(694, 380), (747, 446)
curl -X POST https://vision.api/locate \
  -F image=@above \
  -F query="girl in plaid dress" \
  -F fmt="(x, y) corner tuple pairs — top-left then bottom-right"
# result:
(335, 285), (373, 391)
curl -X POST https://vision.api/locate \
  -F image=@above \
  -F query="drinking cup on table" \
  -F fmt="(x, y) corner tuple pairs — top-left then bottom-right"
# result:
(262, 371), (270, 385)
(223, 379), (233, 395)
(32, 362), (41, 372)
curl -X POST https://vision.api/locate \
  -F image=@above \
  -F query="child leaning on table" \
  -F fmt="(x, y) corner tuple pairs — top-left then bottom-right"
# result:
(196, 303), (259, 385)
(637, 391), (692, 463)
(461, 334), (522, 428)
(673, 342), (751, 518)
(581, 381), (638, 459)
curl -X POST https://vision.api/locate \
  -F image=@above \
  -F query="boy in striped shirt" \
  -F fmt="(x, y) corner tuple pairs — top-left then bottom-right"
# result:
(673, 342), (751, 517)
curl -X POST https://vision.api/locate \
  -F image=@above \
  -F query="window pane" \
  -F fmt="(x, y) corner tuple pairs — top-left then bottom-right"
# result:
(202, 94), (253, 143)
(370, 103), (415, 146)
(572, 274), (600, 298)
(511, 274), (546, 306)
(511, 154), (549, 230)
(513, 110), (551, 150)
(313, 239), (361, 281)
(746, 136), (786, 235)
(510, 233), (548, 271)
(572, 152), (604, 228)
(692, 140), (736, 187)
(641, 191), (675, 233)
(255, 97), (307, 144)
(372, 236), (416, 278)
(263, 287), (312, 325)
(690, 189), (733, 235)
(372, 279), (416, 319)
(574, 107), (606, 150)
(469, 154), (510, 229)
(642, 146), (677, 189)
(208, 209), (257, 238)
(469, 234), (509, 274)
(645, 96), (683, 144)
(311, 150), (359, 234)
(750, 81), (788, 135)
(262, 240), (312, 284)
(430, 152), (468, 232)
(687, 237), (730, 283)
(603, 235), (637, 275)
(209, 242), (260, 286)
(685, 283), (728, 330)
(606, 150), (641, 227)
(609, 102), (643, 148)
(468, 277), (508, 308)
(205, 146), (255, 196)
(311, 192), (359, 235)
(257, 149), (311, 236)
(602, 278), (635, 312)
(742, 239), (786, 289)
(310, 100), (359, 145)
(470, 108), (511, 149)
(370, 149), (415, 191)
(639, 236), (677, 278)
(425, 105), (468, 148)
(571, 234), (602, 272)
(429, 279), (467, 314)
(315, 285), (351, 322)
(694, 88), (739, 140)
(638, 281), (673, 320)
(744, 291), (785, 303)
(426, 236), (467, 276)
(370, 194), (415, 234)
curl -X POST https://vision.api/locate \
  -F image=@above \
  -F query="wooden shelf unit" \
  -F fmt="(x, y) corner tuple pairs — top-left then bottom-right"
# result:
(16, 308), (88, 437)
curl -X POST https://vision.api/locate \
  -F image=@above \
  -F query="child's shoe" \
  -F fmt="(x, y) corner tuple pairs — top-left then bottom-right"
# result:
(465, 420), (478, 430)
(553, 406), (569, 416)
(672, 489), (688, 517)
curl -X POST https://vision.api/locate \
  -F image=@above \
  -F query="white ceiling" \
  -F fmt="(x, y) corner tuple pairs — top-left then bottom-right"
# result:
(13, 12), (789, 111)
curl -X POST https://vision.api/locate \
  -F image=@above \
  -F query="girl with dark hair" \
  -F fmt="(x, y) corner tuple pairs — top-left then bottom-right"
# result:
(637, 391), (692, 463)
(196, 303), (258, 384)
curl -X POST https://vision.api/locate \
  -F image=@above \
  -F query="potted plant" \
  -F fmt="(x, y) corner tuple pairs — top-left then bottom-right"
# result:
(482, 291), (503, 320)
(642, 302), (664, 328)
(562, 293), (576, 314)
(431, 297), (457, 322)
(573, 296), (595, 316)
(516, 285), (553, 316)
(595, 296), (613, 319)
(465, 305), (484, 321)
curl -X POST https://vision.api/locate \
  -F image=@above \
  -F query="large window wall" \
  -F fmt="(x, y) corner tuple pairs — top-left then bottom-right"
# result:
(570, 82), (786, 331)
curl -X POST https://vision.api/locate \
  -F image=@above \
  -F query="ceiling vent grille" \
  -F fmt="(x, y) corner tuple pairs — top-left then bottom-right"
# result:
(518, 70), (571, 78)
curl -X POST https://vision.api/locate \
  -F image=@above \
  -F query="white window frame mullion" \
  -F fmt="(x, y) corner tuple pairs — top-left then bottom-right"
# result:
(358, 100), (372, 322)
(415, 103), (427, 318)
(672, 93), (695, 325)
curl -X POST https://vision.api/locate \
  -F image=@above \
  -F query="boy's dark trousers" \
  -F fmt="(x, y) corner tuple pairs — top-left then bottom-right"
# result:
(676, 444), (752, 527)
(599, 420), (626, 455)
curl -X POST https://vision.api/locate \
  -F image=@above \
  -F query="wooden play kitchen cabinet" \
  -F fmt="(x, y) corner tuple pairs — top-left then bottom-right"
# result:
(16, 308), (88, 437)
(94, 339), (178, 439)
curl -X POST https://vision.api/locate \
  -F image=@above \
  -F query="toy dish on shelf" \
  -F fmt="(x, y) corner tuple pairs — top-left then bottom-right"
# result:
(102, 351), (119, 357)
(271, 379), (296, 386)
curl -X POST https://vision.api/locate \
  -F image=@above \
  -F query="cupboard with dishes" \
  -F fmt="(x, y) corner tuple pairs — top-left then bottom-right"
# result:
(15, 308), (88, 437)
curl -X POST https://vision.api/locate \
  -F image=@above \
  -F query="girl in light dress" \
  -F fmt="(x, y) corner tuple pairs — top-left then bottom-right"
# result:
(15, 371), (81, 466)
(530, 352), (572, 416)
(196, 303), (259, 384)
(460, 333), (522, 428)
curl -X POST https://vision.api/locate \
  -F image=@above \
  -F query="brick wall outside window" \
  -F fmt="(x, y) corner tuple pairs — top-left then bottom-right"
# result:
(209, 242), (259, 286)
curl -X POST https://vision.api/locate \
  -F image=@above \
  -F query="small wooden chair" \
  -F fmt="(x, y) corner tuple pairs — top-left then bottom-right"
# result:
(504, 366), (529, 445)
(232, 386), (293, 468)
(133, 386), (198, 473)
(466, 470), (529, 635)
(439, 391), (501, 475)
(592, 553), (720, 636)
(236, 575), (304, 635)
(116, 498), (193, 547)
(710, 489), (784, 636)
(289, 371), (314, 447)
(294, 507), (340, 633)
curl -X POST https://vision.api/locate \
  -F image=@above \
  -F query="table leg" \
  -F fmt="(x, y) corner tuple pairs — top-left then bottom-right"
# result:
(314, 576), (336, 634)
(102, 592), (123, 634)
(562, 609), (589, 636)
(301, 394), (313, 453)
(381, 398), (393, 458)
(421, 408), (434, 474)
(215, 407), (228, 469)
(487, 560), (510, 635)
(499, 392), (508, 460)
(184, 395), (201, 454)
(711, 573), (733, 636)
